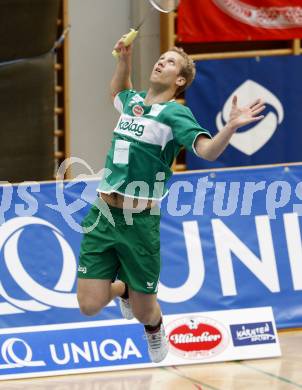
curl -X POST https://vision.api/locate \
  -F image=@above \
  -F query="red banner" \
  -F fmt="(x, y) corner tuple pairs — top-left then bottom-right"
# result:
(178, 0), (302, 42)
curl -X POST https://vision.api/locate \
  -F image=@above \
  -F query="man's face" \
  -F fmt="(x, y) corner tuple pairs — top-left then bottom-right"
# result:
(150, 51), (185, 91)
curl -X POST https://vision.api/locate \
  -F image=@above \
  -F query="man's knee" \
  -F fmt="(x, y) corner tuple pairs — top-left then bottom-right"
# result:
(77, 279), (111, 316)
(77, 295), (110, 316)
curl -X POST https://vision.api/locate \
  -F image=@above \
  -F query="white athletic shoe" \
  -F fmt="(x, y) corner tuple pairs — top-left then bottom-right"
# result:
(119, 297), (134, 320)
(145, 323), (169, 363)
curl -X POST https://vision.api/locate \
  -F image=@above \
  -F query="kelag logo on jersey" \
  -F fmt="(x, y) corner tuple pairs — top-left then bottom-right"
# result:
(185, 55), (302, 169)
(230, 322), (276, 347)
(118, 118), (145, 136)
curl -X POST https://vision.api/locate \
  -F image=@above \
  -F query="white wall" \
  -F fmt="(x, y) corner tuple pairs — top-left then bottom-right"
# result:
(68, 0), (131, 177)
(131, 0), (161, 89)
(68, 0), (160, 178)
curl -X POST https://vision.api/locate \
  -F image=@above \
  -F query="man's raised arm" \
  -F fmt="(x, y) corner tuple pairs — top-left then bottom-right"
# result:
(110, 41), (133, 100)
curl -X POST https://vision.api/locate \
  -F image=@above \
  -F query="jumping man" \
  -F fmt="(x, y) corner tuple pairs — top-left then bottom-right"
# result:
(77, 40), (265, 363)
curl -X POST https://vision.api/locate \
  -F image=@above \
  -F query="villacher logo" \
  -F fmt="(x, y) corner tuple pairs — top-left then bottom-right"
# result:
(166, 316), (229, 360)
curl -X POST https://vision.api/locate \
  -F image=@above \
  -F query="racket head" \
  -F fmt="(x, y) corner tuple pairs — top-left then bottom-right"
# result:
(149, 0), (179, 13)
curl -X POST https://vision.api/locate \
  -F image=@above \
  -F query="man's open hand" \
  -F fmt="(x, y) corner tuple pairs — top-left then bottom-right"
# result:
(228, 96), (265, 132)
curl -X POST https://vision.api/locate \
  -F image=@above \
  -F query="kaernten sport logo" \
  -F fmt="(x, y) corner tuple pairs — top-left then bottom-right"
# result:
(166, 316), (229, 359)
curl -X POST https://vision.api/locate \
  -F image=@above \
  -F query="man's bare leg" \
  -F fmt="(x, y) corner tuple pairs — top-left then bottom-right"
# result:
(129, 289), (162, 325)
(77, 279), (125, 316)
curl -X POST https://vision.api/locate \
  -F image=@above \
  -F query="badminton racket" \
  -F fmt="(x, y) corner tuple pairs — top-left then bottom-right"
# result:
(112, 0), (179, 58)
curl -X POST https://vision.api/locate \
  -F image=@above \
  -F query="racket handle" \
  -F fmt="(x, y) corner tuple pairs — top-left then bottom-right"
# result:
(112, 29), (138, 58)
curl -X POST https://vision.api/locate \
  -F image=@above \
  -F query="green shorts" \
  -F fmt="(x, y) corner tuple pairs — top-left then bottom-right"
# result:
(78, 200), (161, 294)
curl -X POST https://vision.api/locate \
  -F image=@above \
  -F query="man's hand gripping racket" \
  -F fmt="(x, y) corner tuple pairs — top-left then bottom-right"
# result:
(112, 0), (178, 58)
(112, 29), (138, 58)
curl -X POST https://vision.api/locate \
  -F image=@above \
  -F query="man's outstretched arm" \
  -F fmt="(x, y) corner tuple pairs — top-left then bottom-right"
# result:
(110, 41), (133, 100)
(194, 96), (265, 161)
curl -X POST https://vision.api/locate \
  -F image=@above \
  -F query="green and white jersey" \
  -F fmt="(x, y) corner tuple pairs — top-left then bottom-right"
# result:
(97, 89), (212, 200)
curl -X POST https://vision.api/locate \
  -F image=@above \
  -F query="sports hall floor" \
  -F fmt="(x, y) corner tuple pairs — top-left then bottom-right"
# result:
(1, 330), (301, 390)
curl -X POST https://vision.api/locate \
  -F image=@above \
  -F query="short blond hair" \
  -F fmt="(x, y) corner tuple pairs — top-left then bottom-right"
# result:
(170, 46), (196, 96)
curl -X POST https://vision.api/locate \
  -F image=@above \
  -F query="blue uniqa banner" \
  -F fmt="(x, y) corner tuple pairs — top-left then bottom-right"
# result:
(185, 55), (302, 169)
(159, 164), (302, 328)
(0, 164), (302, 377)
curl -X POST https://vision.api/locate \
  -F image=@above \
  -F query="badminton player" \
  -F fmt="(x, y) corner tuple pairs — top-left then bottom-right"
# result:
(77, 40), (265, 363)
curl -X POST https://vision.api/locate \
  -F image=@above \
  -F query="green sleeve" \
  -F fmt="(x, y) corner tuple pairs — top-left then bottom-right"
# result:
(171, 105), (212, 155)
(113, 89), (137, 113)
